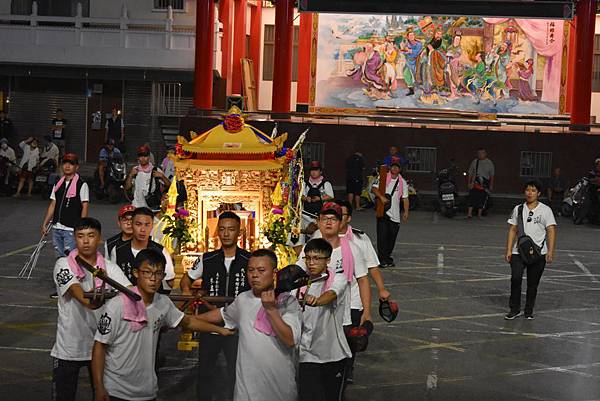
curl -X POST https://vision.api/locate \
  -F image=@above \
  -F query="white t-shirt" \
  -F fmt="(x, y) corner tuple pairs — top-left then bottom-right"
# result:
(302, 180), (334, 199)
(0, 146), (16, 163)
(131, 246), (175, 290)
(311, 230), (371, 310)
(296, 270), (351, 364)
(220, 291), (301, 401)
(51, 257), (132, 361)
(18, 141), (40, 171)
(94, 294), (184, 401)
(508, 202), (556, 255)
(41, 143), (59, 166)
(50, 180), (90, 231)
(132, 167), (165, 209)
(372, 175), (409, 223)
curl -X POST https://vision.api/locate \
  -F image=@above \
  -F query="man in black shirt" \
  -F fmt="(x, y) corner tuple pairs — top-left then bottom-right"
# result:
(345, 151), (365, 211)
(105, 107), (124, 149)
(104, 204), (135, 260)
(50, 108), (67, 156)
(180, 211), (250, 401)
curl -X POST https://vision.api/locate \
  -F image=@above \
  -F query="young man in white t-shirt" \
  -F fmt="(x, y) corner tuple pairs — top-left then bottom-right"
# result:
(504, 180), (557, 320)
(297, 238), (351, 401)
(51, 218), (131, 401)
(125, 145), (170, 211)
(371, 159), (409, 267)
(92, 249), (232, 401)
(197, 249), (302, 401)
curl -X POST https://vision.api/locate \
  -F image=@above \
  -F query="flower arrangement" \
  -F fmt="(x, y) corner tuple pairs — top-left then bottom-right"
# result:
(262, 207), (291, 246)
(162, 208), (194, 253)
(223, 114), (245, 133)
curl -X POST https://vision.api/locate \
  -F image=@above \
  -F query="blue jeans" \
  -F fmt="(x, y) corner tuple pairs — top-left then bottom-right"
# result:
(52, 228), (75, 258)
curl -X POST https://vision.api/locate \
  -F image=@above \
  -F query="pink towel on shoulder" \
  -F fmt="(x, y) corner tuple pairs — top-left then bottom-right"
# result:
(121, 287), (148, 332)
(67, 249), (105, 288)
(254, 293), (288, 336)
(54, 173), (80, 199)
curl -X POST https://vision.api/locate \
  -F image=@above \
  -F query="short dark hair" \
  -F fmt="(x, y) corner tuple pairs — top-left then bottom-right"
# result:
(74, 217), (102, 234)
(524, 180), (543, 193)
(133, 207), (154, 219)
(250, 248), (278, 269)
(133, 248), (166, 271)
(218, 211), (241, 224)
(304, 238), (333, 258)
(335, 199), (353, 216)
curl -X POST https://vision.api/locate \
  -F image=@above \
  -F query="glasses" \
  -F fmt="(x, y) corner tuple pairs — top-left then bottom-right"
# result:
(319, 216), (339, 223)
(527, 211), (534, 223)
(138, 269), (165, 279)
(303, 256), (329, 263)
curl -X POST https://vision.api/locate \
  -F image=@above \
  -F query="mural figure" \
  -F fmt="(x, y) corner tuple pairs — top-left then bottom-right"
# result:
(516, 58), (538, 101)
(399, 29), (423, 96)
(445, 32), (464, 99)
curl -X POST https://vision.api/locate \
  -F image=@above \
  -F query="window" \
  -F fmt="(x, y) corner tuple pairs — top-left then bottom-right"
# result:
(593, 35), (600, 92)
(520, 151), (552, 178)
(262, 25), (299, 81)
(302, 142), (325, 169)
(11, 0), (89, 16)
(405, 147), (436, 173)
(154, 0), (185, 10)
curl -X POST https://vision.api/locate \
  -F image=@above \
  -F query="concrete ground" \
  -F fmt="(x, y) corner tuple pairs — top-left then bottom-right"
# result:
(1, 197), (599, 401)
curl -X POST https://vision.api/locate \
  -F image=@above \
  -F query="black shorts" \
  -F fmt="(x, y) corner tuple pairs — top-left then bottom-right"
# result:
(469, 188), (488, 209)
(346, 179), (363, 195)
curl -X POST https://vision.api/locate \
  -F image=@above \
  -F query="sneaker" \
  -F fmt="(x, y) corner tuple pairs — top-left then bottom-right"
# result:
(504, 310), (522, 320)
(524, 313), (534, 320)
(345, 367), (354, 384)
(50, 292), (58, 299)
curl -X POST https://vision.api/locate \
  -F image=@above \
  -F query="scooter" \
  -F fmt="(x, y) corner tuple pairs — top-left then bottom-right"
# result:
(572, 176), (600, 225)
(436, 165), (458, 217)
(95, 155), (127, 204)
(406, 178), (419, 211)
(34, 160), (59, 199)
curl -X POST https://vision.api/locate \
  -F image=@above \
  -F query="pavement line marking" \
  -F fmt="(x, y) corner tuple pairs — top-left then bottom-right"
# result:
(0, 244), (37, 259)
(0, 345), (51, 353)
(437, 246), (444, 275)
(0, 275), (38, 280)
(0, 303), (57, 310)
(394, 241), (600, 254)
(569, 254), (599, 284)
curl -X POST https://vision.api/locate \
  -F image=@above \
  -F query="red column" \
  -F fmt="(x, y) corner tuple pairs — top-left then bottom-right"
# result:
(565, 18), (577, 114)
(219, 0), (234, 96)
(193, 0), (215, 110)
(296, 12), (313, 107)
(249, 1), (262, 106)
(570, 0), (597, 130)
(232, 0), (247, 95)
(271, 0), (294, 114)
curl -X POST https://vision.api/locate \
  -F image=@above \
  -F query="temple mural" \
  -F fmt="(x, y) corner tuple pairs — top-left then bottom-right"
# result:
(314, 14), (565, 114)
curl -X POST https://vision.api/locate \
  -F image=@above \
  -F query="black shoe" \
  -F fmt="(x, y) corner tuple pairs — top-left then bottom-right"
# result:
(524, 312), (534, 320)
(50, 292), (58, 299)
(504, 310), (522, 320)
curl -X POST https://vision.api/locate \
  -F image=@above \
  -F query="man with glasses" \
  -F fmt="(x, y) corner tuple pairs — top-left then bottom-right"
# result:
(180, 211), (251, 401)
(504, 180), (557, 320)
(104, 204), (135, 260)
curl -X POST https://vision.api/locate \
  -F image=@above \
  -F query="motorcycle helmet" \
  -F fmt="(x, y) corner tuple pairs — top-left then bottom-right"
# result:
(379, 299), (399, 323)
(347, 320), (374, 353)
(275, 264), (309, 295)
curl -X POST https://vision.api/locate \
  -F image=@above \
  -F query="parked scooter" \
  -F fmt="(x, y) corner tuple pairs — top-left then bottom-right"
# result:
(571, 176), (600, 225)
(436, 164), (458, 217)
(34, 160), (59, 199)
(405, 178), (419, 211)
(95, 155), (127, 204)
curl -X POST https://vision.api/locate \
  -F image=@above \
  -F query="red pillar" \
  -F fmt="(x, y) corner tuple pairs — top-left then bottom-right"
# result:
(296, 12), (313, 107)
(219, 0), (234, 96)
(565, 18), (577, 114)
(271, 0), (294, 114)
(193, 0), (215, 110)
(232, 0), (247, 95)
(570, 0), (597, 130)
(249, 1), (262, 106)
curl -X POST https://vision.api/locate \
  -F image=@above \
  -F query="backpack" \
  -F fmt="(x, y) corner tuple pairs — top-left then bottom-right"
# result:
(144, 167), (163, 211)
(516, 204), (544, 265)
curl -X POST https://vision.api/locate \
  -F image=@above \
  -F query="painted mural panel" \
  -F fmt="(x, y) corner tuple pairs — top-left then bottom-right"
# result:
(315, 15), (565, 114)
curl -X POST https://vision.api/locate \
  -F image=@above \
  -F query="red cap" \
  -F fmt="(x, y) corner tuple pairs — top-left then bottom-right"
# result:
(137, 145), (150, 155)
(62, 153), (79, 164)
(320, 202), (342, 219)
(118, 204), (136, 218)
(309, 160), (322, 170)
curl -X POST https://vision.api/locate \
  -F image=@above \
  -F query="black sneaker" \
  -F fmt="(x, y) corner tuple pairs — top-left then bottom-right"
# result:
(504, 310), (522, 320)
(50, 292), (58, 299)
(524, 313), (534, 320)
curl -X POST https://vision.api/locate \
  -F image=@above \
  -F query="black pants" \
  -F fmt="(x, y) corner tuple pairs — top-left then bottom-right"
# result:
(509, 255), (547, 314)
(468, 188), (488, 210)
(376, 215), (400, 265)
(51, 358), (93, 401)
(299, 359), (348, 401)
(196, 333), (238, 401)
(344, 309), (363, 374)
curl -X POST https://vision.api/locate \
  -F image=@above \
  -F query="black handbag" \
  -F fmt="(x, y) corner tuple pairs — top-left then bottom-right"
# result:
(516, 204), (544, 265)
(144, 167), (162, 211)
(383, 178), (400, 212)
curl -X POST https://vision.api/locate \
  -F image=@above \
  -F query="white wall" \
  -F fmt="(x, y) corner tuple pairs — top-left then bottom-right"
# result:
(90, 0), (196, 25)
(258, 6), (299, 111)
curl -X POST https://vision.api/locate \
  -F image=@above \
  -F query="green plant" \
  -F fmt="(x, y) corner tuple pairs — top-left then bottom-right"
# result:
(162, 209), (194, 252)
